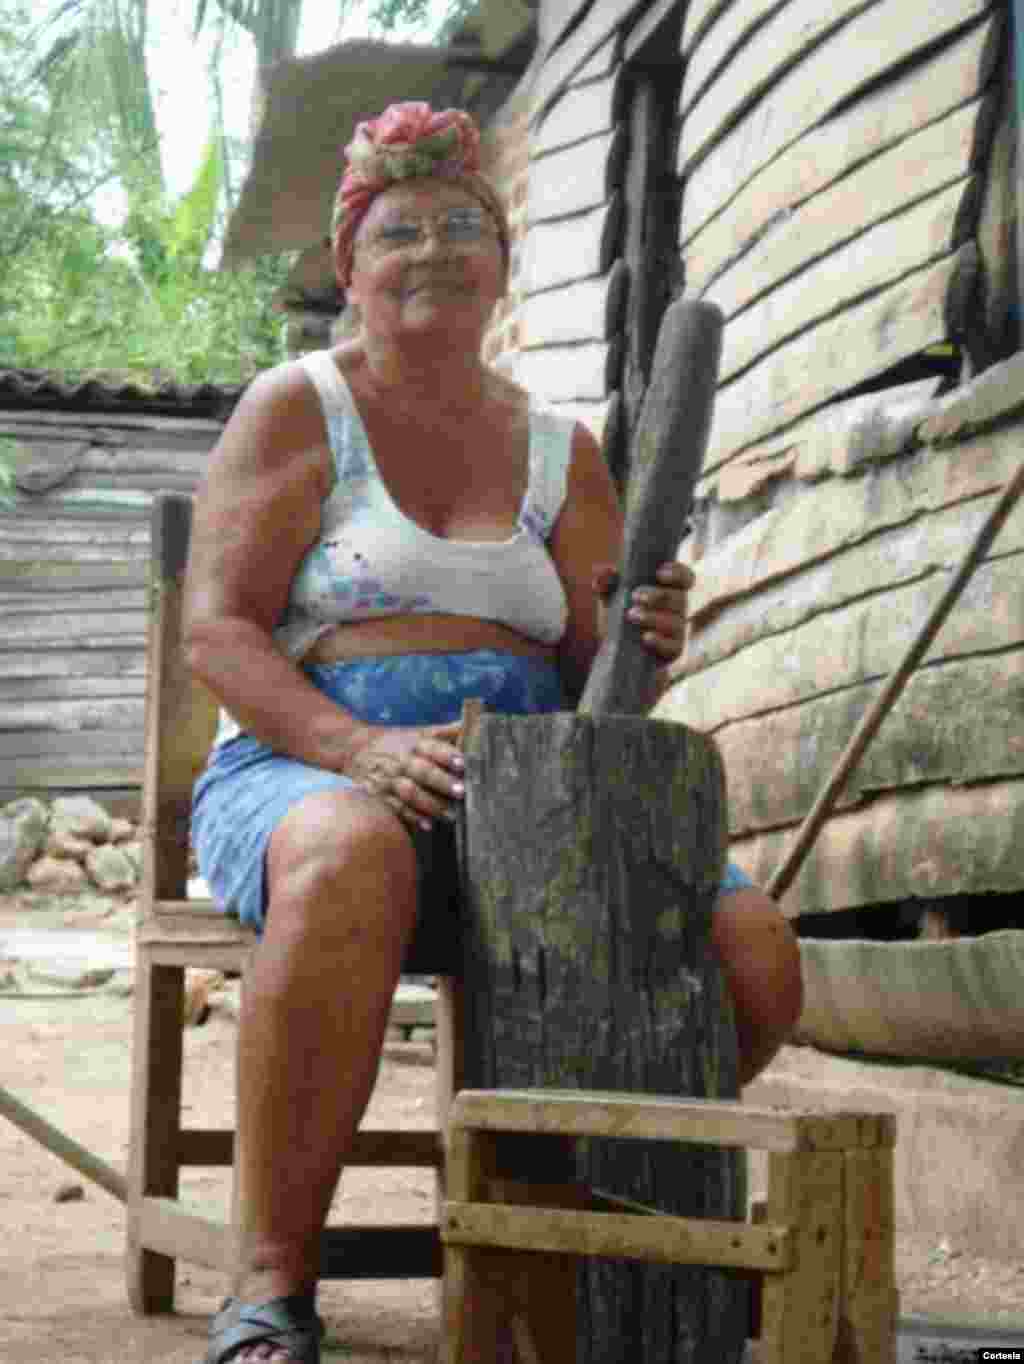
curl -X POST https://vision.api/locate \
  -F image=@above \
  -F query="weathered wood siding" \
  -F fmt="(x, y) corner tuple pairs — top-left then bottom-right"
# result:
(656, 358), (1024, 917)
(0, 408), (218, 804)
(520, 0), (1020, 920)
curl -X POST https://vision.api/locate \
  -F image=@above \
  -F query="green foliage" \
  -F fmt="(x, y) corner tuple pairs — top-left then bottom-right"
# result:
(0, 2), (289, 385)
(1, 0), (477, 388)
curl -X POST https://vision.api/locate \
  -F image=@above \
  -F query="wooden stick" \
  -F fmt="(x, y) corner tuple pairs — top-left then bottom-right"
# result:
(768, 453), (1024, 901)
(579, 299), (724, 718)
(0, 1082), (127, 1203)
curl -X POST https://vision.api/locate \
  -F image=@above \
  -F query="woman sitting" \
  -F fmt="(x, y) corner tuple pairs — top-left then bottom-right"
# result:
(185, 101), (802, 1364)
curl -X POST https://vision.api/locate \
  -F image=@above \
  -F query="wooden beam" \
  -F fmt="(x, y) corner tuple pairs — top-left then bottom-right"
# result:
(531, 0), (647, 125)
(715, 179), (967, 384)
(704, 253), (958, 472)
(680, 0), (820, 130)
(0, 1084), (127, 1202)
(678, 1), (994, 250)
(443, 1201), (795, 1271)
(521, 270), (624, 346)
(663, 553), (1023, 733)
(523, 195), (623, 293)
(679, 0), (879, 180)
(532, 71), (626, 158)
(699, 100), (981, 316)
(732, 777), (1024, 915)
(710, 652), (1024, 837)
(449, 1091), (892, 1151)
(687, 414), (1022, 621)
(528, 124), (627, 222)
(513, 341), (617, 403)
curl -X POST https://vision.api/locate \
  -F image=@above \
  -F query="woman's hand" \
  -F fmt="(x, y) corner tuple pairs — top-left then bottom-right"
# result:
(592, 561), (695, 662)
(346, 721), (465, 831)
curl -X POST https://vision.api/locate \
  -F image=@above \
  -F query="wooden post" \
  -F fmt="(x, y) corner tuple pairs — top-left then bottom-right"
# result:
(459, 712), (749, 1364)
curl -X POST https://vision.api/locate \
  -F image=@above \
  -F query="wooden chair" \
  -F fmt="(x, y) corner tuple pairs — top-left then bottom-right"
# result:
(126, 492), (465, 1313)
(441, 1090), (898, 1363)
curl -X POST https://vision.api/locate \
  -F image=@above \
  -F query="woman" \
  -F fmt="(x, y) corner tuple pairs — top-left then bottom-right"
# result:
(185, 102), (801, 1364)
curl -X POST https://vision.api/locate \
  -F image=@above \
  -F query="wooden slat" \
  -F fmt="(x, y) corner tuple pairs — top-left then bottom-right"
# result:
(680, 0), (742, 60)
(513, 341), (616, 403)
(703, 100), (981, 318)
(841, 1146), (898, 1357)
(704, 252), (958, 472)
(0, 408), (223, 436)
(760, 1152), (843, 1363)
(0, 616), (146, 649)
(523, 195), (623, 294)
(679, 0), (815, 127)
(622, 0), (684, 63)
(0, 697), (144, 733)
(442, 1201), (794, 1271)
(715, 180), (967, 384)
(175, 1128), (440, 1169)
(679, 0), (877, 178)
(449, 1091), (891, 1152)
(531, 0), (646, 126)
(683, 16), (995, 297)
(528, 124), (627, 222)
(0, 675), (145, 706)
(0, 729), (142, 759)
(533, 72), (624, 158)
(733, 777), (1024, 915)
(662, 551), (1024, 732)
(687, 418), (1022, 621)
(0, 760), (142, 791)
(711, 652), (1024, 836)
(570, 33), (620, 85)
(521, 270), (623, 346)
(137, 1196), (234, 1271)
(0, 587), (146, 614)
(678, 0), (994, 250)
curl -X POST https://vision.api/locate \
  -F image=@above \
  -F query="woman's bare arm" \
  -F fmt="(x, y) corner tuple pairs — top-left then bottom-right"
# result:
(183, 361), (376, 772)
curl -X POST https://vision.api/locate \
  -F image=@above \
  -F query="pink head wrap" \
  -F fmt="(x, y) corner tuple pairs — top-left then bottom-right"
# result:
(332, 101), (510, 289)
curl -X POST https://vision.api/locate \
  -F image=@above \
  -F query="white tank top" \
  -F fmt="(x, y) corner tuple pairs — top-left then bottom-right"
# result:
(272, 349), (573, 660)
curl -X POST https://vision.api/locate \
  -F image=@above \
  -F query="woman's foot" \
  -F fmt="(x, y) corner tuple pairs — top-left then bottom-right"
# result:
(203, 1295), (323, 1364)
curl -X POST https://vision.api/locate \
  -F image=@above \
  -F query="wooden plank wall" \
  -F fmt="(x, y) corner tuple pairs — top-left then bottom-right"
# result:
(652, 0), (1022, 921)
(518, 30), (629, 440)
(0, 409), (217, 804)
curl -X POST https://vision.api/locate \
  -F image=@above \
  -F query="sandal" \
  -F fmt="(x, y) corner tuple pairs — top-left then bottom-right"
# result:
(203, 1294), (324, 1363)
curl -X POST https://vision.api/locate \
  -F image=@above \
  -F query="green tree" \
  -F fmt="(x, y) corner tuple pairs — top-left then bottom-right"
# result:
(1, 0), (476, 384)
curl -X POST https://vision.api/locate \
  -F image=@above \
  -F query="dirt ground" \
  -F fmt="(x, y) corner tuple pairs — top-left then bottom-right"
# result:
(2, 896), (1023, 1363)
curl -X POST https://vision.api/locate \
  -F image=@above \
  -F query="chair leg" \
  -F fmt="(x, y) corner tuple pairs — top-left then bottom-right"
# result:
(759, 1149), (843, 1364)
(434, 975), (464, 1324)
(837, 1146), (898, 1364)
(126, 958), (186, 1314)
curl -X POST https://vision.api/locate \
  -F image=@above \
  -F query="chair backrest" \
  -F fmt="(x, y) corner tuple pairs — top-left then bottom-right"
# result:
(142, 494), (219, 906)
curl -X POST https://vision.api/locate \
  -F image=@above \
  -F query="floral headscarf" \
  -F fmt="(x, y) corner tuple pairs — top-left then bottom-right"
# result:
(332, 101), (510, 288)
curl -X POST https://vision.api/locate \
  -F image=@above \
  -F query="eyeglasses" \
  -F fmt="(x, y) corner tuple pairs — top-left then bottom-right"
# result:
(357, 206), (498, 257)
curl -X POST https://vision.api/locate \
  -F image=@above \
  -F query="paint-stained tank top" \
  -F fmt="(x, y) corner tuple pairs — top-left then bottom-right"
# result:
(272, 349), (573, 661)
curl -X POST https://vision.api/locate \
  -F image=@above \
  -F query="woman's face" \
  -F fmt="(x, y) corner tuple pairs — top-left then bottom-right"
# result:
(343, 180), (507, 345)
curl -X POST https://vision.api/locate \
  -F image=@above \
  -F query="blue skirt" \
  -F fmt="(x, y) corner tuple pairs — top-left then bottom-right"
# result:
(191, 649), (751, 933)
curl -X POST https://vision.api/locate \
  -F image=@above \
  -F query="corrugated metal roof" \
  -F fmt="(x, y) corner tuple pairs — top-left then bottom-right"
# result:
(0, 368), (246, 419)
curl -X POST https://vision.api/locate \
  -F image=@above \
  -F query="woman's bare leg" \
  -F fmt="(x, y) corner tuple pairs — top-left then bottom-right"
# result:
(231, 788), (419, 1328)
(710, 887), (803, 1087)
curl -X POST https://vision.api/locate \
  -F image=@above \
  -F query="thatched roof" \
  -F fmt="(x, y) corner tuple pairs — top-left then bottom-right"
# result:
(222, 0), (536, 301)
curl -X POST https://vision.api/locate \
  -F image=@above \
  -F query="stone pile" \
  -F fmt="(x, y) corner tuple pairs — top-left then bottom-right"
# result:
(0, 795), (142, 897)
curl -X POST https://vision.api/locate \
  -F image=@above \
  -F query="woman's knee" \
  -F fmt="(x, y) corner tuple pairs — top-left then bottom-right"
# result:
(711, 888), (804, 1033)
(266, 789), (418, 942)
